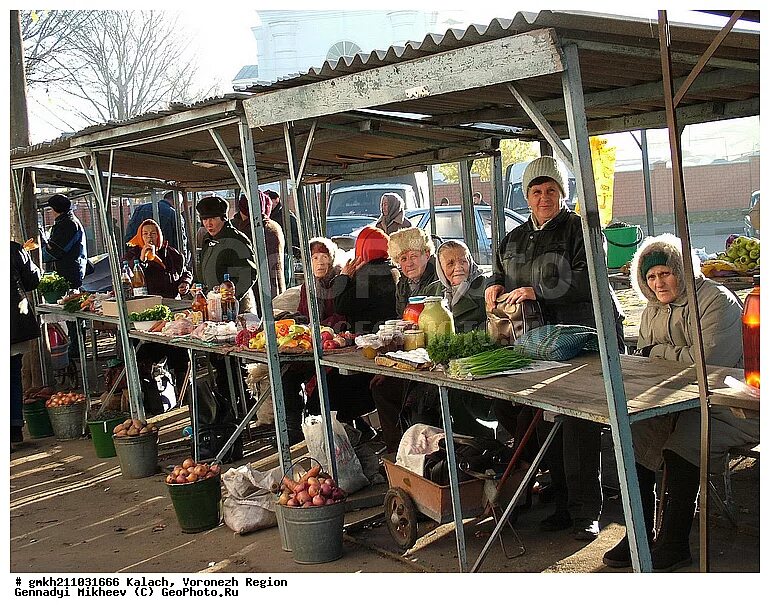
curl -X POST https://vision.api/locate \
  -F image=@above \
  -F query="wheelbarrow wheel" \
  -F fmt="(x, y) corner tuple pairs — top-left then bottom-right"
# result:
(384, 487), (418, 550)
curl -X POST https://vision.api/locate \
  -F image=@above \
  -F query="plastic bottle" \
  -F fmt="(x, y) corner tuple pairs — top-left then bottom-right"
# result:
(418, 296), (455, 344)
(742, 275), (760, 389)
(207, 286), (222, 323)
(131, 260), (148, 296)
(120, 261), (133, 299)
(220, 273), (239, 323)
(191, 284), (209, 322)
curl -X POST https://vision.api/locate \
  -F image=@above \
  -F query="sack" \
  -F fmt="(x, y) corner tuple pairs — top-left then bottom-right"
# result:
(222, 464), (282, 534)
(515, 324), (600, 361)
(487, 295), (544, 346)
(302, 411), (369, 494)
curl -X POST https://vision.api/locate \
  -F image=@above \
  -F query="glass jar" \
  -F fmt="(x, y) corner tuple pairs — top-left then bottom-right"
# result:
(402, 296), (426, 324)
(418, 296), (454, 343)
(403, 329), (426, 351)
(742, 274), (760, 388)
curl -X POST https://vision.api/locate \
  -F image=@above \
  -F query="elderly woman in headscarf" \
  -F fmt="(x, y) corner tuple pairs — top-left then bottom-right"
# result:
(375, 192), (413, 235)
(124, 218), (191, 299)
(296, 237), (345, 329)
(423, 240), (487, 332)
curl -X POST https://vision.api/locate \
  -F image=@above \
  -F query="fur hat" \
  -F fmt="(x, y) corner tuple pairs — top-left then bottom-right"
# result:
(47, 194), (72, 213)
(387, 226), (435, 261)
(309, 236), (339, 265)
(631, 233), (703, 304)
(196, 195), (228, 219)
(521, 156), (568, 197)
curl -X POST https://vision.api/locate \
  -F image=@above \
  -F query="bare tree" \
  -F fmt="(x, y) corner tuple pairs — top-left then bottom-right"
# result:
(25, 10), (216, 127)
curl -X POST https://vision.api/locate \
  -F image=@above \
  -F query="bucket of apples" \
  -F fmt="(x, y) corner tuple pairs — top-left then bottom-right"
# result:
(165, 458), (223, 533)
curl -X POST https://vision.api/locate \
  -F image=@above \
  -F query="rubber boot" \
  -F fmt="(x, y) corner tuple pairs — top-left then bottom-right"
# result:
(652, 450), (699, 572)
(602, 463), (657, 568)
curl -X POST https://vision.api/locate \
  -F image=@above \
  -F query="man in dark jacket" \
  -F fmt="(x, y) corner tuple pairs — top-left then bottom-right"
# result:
(39, 194), (88, 289)
(196, 195), (258, 315)
(124, 191), (188, 261)
(388, 226), (438, 316)
(266, 189), (300, 258)
(11, 241), (42, 446)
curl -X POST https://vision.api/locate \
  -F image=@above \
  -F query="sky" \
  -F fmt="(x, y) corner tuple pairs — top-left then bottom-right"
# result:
(19, 4), (761, 169)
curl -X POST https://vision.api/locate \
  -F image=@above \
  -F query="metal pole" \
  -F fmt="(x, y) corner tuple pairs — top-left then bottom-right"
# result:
(640, 130), (655, 237)
(490, 151), (506, 261)
(79, 152), (145, 421)
(458, 159), (478, 261)
(74, 316), (91, 432)
(561, 43), (651, 572)
(237, 117), (294, 476)
(188, 348), (199, 462)
(283, 121), (338, 479)
(427, 165), (437, 237)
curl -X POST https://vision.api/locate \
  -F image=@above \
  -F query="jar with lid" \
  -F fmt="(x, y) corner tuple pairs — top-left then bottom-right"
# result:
(742, 274), (760, 389)
(403, 329), (426, 351)
(418, 296), (454, 343)
(402, 296), (426, 324)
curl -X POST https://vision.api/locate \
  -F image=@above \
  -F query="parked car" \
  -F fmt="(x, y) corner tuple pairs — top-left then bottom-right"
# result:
(327, 172), (429, 217)
(403, 206), (528, 265)
(325, 215), (377, 239)
(744, 190), (760, 238)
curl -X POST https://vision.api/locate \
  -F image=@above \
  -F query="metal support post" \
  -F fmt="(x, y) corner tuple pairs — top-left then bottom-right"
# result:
(188, 348), (199, 462)
(74, 316), (91, 430)
(490, 150), (506, 256)
(561, 43), (650, 572)
(640, 131), (655, 237)
(427, 165), (437, 237)
(458, 159), (478, 261)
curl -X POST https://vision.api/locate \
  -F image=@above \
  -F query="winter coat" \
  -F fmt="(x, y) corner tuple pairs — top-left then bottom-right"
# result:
(270, 204), (301, 257)
(124, 199), (188, 257)
(230, 213), (252, 240)
(631, 234), (743, 368)
(42, 210), (88, 288)
(490, 207), (625, 350)
(11, 241), (42, 349)
(199, 221), (258, 313)
(332, 259), (398, 334)
(297, 264), (343, 325)
(124, 243), (192, 299)
(395, 256), (438, 317)
(424, 274), (488, 334)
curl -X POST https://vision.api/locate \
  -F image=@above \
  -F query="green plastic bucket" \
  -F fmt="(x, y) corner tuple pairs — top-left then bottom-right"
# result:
(113, 432), (159, 479)
(48, 403), (85, 440)
(604, 225), (644, 268)
(23, 400), (54, 438)
(281, 502), (345, 564)
(167, 475), (222, 533)
(87, 417), (127, 458)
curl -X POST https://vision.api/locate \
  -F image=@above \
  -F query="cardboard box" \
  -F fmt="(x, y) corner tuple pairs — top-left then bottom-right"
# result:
(102, 295), (162, 318)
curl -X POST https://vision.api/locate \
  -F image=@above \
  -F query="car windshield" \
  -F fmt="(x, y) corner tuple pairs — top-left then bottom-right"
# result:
(325, 217), (374, 237)
(327, 188), (406, 216)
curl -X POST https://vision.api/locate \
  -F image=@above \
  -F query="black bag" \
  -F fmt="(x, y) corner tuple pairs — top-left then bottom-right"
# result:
(422, 437), (500, 486)
(197, 423), (243, 463)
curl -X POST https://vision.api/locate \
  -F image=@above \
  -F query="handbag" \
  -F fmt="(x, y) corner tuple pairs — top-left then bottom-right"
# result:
(487, 293), (544, 346)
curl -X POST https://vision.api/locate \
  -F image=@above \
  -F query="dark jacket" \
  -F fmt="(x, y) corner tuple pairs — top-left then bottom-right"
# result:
(42, 210), (88, 288)
(199, 221), (258, 312)
(270, 204), (300, 257)
(231, 216), (286, 299)
(490, 207), (624, 350)
(332, 259), (398, 334)
(395, 256), (438, 317)
(124, 243), (192, 299)
(124, 199), (188, 259)
(11, 241), (42, 346)
(424, 274), (488, 334)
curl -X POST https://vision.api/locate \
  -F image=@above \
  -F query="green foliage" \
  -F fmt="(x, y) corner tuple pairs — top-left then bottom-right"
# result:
(129, 304), (173, 322)
(38, 272), (70, 295)
(427, 330), (496, 364)
(437, 139), (537, 183)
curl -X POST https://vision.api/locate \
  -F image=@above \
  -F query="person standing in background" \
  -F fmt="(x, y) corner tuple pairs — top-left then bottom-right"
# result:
(124, 191), (188, 263)
(266, 189), (300, 259)
(38, 194), (88, 289)
(11, 241), (42, 447)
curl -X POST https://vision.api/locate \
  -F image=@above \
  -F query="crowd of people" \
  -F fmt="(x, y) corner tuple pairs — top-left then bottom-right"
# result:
(10, 158), (759, 571)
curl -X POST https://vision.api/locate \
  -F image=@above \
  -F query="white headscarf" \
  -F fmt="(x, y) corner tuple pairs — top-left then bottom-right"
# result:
(434, 240), (482, 307)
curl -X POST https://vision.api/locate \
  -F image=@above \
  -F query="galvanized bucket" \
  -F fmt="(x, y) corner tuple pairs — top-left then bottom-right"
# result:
(113, 432), (159, 479)
(275, 503), (292, 552)
(48, 403), (85, 440)
(281, 502), (345, 564)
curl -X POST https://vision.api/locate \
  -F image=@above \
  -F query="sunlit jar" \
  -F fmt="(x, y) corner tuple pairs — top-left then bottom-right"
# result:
(402, 296), (426, 324)
(403, 329), (426, 351)
(418, 296), (454, 343)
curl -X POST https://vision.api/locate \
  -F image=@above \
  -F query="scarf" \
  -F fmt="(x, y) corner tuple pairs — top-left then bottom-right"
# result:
(126, 219), (166, 268)
(375, 197), (406, 234)
(434, 241), (483, 307)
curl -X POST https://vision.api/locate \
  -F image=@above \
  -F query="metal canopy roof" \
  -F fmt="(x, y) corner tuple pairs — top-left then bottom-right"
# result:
(10, 11), (759, 189)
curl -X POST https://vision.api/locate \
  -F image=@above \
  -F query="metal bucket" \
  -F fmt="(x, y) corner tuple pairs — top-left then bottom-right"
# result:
(113, 432), (159, 479)
(48, 403), (85, 440)
(275, 503), (292, 552)
(281, 502), (345, 564)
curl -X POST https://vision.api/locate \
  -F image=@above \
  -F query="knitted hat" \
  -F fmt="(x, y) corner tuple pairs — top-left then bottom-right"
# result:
(641, 251), (669, 278)
(521, 156), (568, 197)
(238, 194), (249, 215)
(355, 226), (389, 263)
(47, 194), (72, 213)
(196, 196), (228, 219)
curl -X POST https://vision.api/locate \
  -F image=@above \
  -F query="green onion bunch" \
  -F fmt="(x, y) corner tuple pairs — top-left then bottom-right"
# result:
(447, 347), (532, 379)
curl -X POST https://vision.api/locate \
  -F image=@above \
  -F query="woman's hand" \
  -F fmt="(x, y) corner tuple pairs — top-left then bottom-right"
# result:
(485, 284), (504, 310)
(23, 237), (38, 251)
(502, 287), (536, 306)
(140, 245), (156, 262)
(341, 256), (364, 278)
(178, 282), (190, 296)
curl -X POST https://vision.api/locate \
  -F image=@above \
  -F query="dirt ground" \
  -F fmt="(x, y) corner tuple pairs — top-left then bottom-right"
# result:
(9, 406), (760, 576)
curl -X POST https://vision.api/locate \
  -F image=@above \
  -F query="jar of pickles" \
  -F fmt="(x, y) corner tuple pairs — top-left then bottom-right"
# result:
(402, 296), (426, 324)
(403, 329), (426, 351)
(418, 296), (454, 343)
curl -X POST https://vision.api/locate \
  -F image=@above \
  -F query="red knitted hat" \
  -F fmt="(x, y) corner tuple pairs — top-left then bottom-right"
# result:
(355, 226), (389, 263)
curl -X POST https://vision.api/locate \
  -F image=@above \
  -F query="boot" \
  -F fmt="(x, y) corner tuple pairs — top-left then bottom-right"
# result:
(652, 450), (699, 572)
(603, 463), (657, 568)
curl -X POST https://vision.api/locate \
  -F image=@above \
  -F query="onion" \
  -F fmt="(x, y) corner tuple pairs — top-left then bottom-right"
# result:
(175, 475), (187, 484)
(325, 478), (337, 489)
(186, 473), (198, 483)
(307, 485), (320, 497)
(306, 477), (319, 487)
(286, 497), (298, 507)
(312, 495), (325, 506)
(278, 492), (290, 506)
(320, 483), (332, 497)
(325, 498), (337, 505)
(302, 502), (314, 508)
(296, 490), (311, 505)
(182, 458), (195, 469)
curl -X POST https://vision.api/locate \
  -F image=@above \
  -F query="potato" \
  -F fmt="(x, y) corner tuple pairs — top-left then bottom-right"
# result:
(131, 419), (143, 430)
(127, 427), (139, 436)
(139, 426), (150, 434)
(122, 419), (133, 429)
(115, 430), (127, 438)
(112, 424), (123, 434)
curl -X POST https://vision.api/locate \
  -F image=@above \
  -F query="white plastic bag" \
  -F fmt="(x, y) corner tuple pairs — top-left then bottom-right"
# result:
(396, 423), (446, 476)
(302, 411), (369, 494)
(221, 464), (283, 534)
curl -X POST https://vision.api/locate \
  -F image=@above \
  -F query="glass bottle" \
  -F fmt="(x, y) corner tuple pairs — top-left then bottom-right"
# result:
(402, 295), (426, 324)
(131, 260), (148, 297)
(120, 261), (133, 299)
(742, 275), (760, 389)
(192, 284), (209, 322)
(418, 296), (454, 343)
(220, 273), (238, 323)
